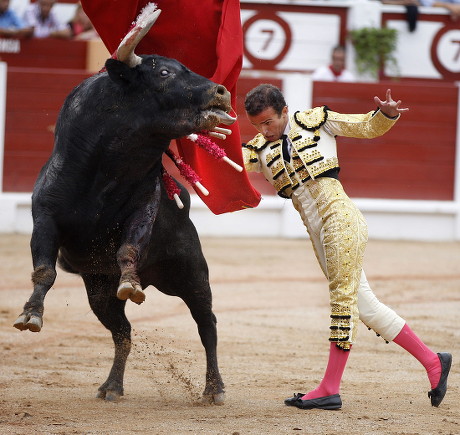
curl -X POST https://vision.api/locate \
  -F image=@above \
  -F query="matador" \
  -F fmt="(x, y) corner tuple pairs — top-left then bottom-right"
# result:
(242, 84), (451, 411)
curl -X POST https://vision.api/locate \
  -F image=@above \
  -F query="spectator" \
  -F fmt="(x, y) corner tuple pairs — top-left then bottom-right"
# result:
(381, 0), (460, 21)
(67, 2), (98, 40)
(419, 0), (460, 5)
(311, 45), (355, 82)
(0, 0), (32, 38)
(426, 0), (460, 20)
(22, 0), (70, 39)
(380, 0), (460, 27)
(379, 0), (420, 31)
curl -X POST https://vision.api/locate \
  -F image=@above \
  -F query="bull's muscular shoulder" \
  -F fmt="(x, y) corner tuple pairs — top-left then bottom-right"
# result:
(293, 106), (328, 131)
(244, 133), (267, 151)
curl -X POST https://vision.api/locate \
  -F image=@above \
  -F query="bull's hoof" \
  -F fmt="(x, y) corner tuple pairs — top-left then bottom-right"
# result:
(96, 389), (122, 402)
(201, 392), (225, 406)
(13, 314), (43, 332)
(117, 282), (145, 305)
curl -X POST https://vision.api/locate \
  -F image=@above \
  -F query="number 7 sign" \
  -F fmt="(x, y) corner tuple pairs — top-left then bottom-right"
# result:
(243, 12), (292, 70)
(431, 26), (460, 80)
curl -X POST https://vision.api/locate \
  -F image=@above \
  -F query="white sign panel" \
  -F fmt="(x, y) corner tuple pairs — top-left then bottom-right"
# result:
(241, 10), (341, 72)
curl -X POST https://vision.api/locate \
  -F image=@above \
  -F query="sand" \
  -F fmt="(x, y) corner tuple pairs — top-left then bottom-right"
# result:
(0, 234), (459, 434)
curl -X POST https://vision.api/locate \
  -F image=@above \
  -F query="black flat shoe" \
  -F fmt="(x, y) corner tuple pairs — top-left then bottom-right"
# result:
(285, 393), (342, 410)
(284, 393), (305, 406)
(428, 352), (452, 407)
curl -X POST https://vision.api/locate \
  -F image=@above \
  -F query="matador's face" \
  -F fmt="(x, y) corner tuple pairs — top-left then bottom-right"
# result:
(247, 106), (289, 143)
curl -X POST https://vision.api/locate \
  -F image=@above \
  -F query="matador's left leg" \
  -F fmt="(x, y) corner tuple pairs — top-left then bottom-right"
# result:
(288, 177), (366, 409)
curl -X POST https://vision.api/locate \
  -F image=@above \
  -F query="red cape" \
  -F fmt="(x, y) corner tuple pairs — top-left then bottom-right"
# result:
(81, 0), (261, 214)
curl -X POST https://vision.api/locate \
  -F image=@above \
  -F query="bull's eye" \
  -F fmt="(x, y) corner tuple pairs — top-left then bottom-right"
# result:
(160, 69), (170, 77)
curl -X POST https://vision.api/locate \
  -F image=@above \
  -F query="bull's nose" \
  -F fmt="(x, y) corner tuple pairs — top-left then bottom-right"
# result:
(216, 85), (227, 96)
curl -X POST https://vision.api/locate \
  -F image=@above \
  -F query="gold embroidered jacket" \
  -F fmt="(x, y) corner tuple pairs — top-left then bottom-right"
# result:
(242, 106), (399, 198)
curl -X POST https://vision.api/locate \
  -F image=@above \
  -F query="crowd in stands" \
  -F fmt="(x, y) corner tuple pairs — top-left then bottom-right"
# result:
(379, 0), (460, 22)
(422, 0), (460, 19)
(0, 0), (99, 40)
(1, 0), (459, 43)
(1, 0), (459, 42)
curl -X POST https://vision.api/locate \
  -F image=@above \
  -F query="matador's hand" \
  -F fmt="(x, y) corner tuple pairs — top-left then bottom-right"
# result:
(374, 88), (409, 118)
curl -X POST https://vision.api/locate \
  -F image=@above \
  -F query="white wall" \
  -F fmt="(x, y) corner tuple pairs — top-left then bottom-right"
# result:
(188, 195), (460, 242)
(1, 3), (460, 241)
(0, 62), (5, 194)
(3, 191), (459, 242)
(1, 65), (459, 241)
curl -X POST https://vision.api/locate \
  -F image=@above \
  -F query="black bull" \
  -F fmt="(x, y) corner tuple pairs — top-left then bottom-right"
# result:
(12, 53), (235, 404)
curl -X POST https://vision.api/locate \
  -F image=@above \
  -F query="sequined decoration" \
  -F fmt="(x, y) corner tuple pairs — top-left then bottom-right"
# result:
(292, 177), (368, 350)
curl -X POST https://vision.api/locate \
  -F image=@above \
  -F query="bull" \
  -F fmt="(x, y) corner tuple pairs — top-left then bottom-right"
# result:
(12, 7), (232, 404)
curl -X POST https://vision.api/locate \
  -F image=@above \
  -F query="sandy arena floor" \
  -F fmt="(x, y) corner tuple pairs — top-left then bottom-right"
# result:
(0, 234), (459, 434)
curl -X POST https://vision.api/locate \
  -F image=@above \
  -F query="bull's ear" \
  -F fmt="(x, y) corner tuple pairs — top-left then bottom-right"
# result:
(105, 58), (137, 86)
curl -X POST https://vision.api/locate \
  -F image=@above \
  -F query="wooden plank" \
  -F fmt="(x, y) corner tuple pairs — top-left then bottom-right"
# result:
(235, 78), (457, 201)
(313, 81), (457, 201)
(0, 39), (87, 70)
(4, 132), (54, 152)
(7, 67), (91, 90)
(5, 112), (60, 132)
(7, 91), (72, 110)
(3, 154), (49, 192)
(3, 68), (90, 191)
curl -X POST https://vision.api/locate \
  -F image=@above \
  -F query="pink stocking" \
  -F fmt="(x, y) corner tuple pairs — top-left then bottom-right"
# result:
(393, 323), (441, 389)
(301, 342), (351, 400)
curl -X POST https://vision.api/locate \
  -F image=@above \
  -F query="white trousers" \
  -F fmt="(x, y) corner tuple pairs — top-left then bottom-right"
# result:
(291, 178), (405, 344)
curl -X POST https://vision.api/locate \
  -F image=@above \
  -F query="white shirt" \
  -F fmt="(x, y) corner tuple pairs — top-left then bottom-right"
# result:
(22, 3), (67, 38)
(311, 66), (355, 82)
(420, 0), (460, 5)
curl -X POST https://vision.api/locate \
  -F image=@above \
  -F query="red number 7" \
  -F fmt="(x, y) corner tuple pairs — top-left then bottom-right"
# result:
(453, 40), (460, 62)
(261, 29), (274, 51)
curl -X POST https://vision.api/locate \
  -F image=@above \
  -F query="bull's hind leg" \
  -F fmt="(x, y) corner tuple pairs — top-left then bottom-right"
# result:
(116, 179), (161, 305)
(13, 221), (59, 332)
(183, 290), (225, 405)
(152, 257), (225, 405)
(82, 273), (131, 401)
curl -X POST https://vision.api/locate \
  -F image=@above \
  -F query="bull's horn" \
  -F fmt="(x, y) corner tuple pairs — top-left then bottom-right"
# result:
(117, 4), (161, 68)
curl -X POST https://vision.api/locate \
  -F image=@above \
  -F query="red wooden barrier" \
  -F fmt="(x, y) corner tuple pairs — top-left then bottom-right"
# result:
(3, 63), (457, 202)
(236, 79), (457, 201)
(312, 81), (457, 201)
(4, 67), (91, 191)
(0, 39), (87, 70)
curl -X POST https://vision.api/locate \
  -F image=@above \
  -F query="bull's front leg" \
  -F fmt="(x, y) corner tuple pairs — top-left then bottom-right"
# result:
(116, 244), (145, 304)
(13, 222), (59, 332)
(116, 179), (161, 305)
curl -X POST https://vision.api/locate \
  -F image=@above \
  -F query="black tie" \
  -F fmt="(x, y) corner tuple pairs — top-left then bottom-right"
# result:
(281, 134), (290, 162)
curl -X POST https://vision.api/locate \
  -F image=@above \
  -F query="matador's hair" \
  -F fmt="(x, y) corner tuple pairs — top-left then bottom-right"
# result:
(244, 84), (286, 117)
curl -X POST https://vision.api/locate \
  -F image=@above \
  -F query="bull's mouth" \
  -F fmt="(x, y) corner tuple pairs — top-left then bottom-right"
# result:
(202, 108), (236, 126)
